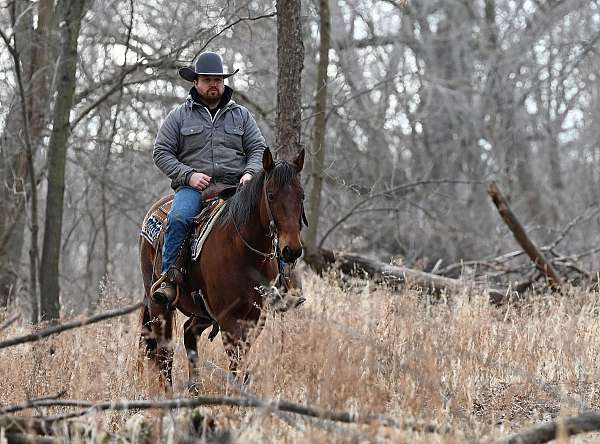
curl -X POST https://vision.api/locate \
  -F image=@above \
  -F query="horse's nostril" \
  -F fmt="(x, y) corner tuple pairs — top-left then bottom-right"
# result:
(282, 246), (302, 263)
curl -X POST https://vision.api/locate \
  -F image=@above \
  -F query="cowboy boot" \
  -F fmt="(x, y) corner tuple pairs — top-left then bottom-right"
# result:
(152, 277), (177, 305)
(153, 237), (189, 305)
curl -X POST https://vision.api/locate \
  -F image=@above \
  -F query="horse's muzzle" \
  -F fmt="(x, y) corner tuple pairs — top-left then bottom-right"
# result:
(281, 245), (303, 263)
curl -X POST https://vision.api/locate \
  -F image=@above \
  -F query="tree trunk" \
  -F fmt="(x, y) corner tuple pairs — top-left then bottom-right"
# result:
(305, 0), (330, 254)
(0, 1), (52, 317)
(0, 2), (32, 308)
(276, 0), (304, 160)
(0, 105), (27, 309)
(25, 0), (52, 324)
(40, 0), (86, 321)
(29, 0), (53, 136)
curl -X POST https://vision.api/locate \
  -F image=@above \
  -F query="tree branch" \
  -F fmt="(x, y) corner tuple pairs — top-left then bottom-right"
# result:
(192, 12), (277, 61)
(0, 395), (448, 433)
(318, 179), (483, 248)
(0, 313), (19, 333)
(547, 205), (600, 252)
(0, 301), (142, 349)
(488, 182), (562, 288)
(496, 412), (600, 444)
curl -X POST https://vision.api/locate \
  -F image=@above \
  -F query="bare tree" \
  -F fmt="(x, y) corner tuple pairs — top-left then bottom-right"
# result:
(0, 0), (53, 321)
(40, 0), (88, 321)
(305, 0), (331, 255)
(276, 0), (304, 160)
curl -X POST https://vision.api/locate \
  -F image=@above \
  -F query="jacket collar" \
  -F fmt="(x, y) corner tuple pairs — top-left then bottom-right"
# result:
(186, 85), (234, 110)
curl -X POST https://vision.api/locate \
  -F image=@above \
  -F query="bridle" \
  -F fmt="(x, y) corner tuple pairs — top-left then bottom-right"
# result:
(232, 174), (280, 261)
(232, 166), (309, 293)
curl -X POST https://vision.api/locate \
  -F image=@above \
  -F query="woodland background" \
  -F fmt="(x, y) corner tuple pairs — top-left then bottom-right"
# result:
(1, 0), (600, 321)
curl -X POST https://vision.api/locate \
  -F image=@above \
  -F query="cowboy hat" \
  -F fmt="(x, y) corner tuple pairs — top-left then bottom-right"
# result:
(178, 51), (239, 81)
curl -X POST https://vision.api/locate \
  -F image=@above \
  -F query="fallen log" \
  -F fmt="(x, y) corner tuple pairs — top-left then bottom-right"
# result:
(304, 248), (506, 304)
(4, 433), (58, 444)
(0, 395), (448, 434)
(496, 412), (600, 444)
(488, 182), (562, 288)
(0, 415), (53, 435)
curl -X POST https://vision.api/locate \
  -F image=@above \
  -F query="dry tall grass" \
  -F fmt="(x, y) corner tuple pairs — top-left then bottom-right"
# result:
(2, 272), (600, 442)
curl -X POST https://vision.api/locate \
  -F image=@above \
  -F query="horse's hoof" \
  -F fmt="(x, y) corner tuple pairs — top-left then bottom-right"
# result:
(294, 297), (306, 307)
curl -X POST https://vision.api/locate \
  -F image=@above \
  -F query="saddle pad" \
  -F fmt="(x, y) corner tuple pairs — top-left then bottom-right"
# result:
(140, 201), (170, 248)
(141, 196), (225, 262)
(190, 202), (226, 261)
(140, 215), (163, 245)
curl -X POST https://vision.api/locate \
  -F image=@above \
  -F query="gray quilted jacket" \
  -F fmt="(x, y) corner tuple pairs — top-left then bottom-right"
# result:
(153, 86), (266, 189)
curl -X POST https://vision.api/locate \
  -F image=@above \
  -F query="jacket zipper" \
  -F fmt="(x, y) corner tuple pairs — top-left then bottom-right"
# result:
(202, 102), (231, 124)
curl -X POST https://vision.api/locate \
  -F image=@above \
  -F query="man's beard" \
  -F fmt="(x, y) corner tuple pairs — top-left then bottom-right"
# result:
(200, 89), (222, 108)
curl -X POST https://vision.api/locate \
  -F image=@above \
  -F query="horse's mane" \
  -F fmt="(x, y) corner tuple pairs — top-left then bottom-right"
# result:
(218, 160), (299, 227)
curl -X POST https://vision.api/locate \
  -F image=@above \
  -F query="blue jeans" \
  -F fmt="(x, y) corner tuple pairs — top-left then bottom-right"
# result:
(162, 186), (203, 274)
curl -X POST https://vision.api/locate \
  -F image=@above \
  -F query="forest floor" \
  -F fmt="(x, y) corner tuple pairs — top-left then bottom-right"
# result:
(2, 271), (600, 443)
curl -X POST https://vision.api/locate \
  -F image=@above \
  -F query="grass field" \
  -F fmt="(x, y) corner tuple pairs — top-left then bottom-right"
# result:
(2, 271), (600, 442)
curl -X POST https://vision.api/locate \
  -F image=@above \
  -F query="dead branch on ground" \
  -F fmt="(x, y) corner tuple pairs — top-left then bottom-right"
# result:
(3, 433), (58, 444)
(0, 313), (20, 333)
(304, 248), (507, 304)
(0, 415), (54, 435)
(0, 395), (448, 434)
(0, 301), (142, 350)
(496, 412), (600, 444)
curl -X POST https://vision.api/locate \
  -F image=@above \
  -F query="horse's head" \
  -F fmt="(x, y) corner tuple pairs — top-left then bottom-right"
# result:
(262, 147), (305, 263)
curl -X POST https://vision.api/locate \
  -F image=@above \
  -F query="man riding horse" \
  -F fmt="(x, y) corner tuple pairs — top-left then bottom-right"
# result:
(152, 51), (267, 304)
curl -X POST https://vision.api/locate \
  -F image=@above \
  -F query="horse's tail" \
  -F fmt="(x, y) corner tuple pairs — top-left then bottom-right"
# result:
(137, 234), (157, 376)
(138, 195), (180, 389)
(137, 294), (177, 385)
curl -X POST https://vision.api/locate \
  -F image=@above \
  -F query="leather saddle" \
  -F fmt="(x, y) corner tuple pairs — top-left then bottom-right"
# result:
(141, 183), (239, 279)
(200, 183), (239, 203)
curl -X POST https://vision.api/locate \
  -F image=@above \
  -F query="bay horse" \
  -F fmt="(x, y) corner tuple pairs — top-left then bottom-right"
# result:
(138, 147), (305, 389)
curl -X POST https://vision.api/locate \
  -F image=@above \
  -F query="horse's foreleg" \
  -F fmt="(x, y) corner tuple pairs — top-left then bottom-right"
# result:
(183, 316), (211, 393)
(183, 317), (199, 390)
(222, 324), (245, 378)
(221, 320), (263, 384)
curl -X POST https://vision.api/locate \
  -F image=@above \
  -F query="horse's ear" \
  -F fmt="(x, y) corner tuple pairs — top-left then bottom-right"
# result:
(263, 147), (274, 173)
(294, 149), (305, 172)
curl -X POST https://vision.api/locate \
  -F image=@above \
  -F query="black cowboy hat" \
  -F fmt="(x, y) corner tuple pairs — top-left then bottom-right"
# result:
(178, 51), (239, 82)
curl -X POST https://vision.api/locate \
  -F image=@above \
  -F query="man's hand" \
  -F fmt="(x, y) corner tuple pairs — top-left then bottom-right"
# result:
(188, 172), (211, 190)
(239, 173), (253, 185)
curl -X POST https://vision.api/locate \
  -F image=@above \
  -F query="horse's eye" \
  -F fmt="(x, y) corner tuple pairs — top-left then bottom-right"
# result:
(267, 192), (274, 201)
